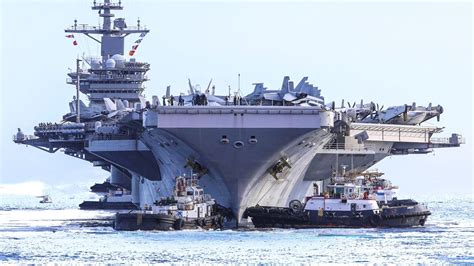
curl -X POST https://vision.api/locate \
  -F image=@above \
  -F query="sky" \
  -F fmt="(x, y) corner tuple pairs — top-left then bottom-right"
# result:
(0, 0), (472, 196)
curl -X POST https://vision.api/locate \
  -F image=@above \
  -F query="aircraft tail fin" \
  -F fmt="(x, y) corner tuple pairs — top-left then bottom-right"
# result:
(188, 79), (195, 94)
(252, 83), (265, 95)
(281, 76), (290, 94)
(104, 98), (117, 112)
(288, 81), (294, 92)
(138, 96), (147, 109)
(79, 100), (87, 110)
(294, 77), (308, 92)
(115, 99), (125, 110)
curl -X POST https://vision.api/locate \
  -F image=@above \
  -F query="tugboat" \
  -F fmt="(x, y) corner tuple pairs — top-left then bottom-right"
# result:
(114, 175), (231, 231)
(37, 195), (52, 204)
(79, 185), (139, 210)
(244, 170), (430, 228)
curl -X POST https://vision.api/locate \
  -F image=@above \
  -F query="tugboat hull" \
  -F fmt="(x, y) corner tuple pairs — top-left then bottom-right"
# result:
(378, 200), (431, 227)
(244, 207), (377, 228)
(113, 212), (225, 231)
(245, 201), (430, 228)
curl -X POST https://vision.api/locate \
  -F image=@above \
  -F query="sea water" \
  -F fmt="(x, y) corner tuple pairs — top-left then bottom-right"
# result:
(0, 193), (472, 264)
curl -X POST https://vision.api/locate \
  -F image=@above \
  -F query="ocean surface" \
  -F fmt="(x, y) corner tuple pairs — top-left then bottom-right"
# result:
(0, 190), (472, 264)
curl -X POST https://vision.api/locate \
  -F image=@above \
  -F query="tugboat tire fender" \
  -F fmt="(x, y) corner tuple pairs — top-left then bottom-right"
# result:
(370, 215), (381, 226)
(218, 216), (224, 227)
(173, 218), (184, 230)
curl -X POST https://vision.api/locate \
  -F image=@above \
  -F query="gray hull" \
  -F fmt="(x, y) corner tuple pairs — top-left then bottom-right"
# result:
(141, 127), (331, 219)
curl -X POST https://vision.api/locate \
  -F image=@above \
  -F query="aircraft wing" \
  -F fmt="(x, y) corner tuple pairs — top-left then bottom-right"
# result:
(180, 95), (194, 102)
(283, 93), (297, 102)
(291, 95), (323, 105)
(381, 105), (406, 122)
(207, 101), (221, 106)
(207, 94), (226, 104)
(263, 93), (282, 101)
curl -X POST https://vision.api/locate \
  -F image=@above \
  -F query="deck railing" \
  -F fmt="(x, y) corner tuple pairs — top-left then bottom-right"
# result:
(323, 143), (367, 151)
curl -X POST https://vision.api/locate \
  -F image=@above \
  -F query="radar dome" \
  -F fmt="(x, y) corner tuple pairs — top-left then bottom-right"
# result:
(91, 59), (101, 70)
(105, 58), (116, 69)
(111, 54), (126, 68)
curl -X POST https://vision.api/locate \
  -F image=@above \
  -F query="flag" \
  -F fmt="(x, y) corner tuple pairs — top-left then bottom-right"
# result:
(66, 34), (78, 46)
(128, 32), (147, 57)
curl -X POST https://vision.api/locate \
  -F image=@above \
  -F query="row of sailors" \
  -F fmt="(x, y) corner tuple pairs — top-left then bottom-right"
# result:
(35, 123), (62, 131)
(161, 94), (209, 106)
(37, 122), (58, 128)
(35, 122), (85, 130)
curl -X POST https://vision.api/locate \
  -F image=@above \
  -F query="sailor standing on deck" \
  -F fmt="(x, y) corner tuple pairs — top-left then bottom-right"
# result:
(16, 128), (25, 141)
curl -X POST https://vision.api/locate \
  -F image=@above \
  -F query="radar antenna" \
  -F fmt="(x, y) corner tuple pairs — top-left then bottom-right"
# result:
(65, 0), (149, 60)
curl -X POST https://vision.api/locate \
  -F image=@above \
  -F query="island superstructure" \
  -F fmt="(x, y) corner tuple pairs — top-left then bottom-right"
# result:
(13, 0), (464, 222)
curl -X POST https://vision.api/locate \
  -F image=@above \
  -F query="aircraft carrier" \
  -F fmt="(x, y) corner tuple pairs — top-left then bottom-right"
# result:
(13, 1), (464, 222)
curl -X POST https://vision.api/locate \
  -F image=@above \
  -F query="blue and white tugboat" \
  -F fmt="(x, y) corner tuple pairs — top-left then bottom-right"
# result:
(244, 170), (430, 228)
(114, 175), (231, 230)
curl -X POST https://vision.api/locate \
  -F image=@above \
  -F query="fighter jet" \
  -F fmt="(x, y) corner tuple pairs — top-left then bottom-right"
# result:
(244, 76), (324, 106)
(163, 79), (226, 106)
(63, 97), (105, 122)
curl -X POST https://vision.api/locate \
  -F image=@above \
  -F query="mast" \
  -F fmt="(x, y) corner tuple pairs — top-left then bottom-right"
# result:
(64, 0), (151, 105)
(65, 0), (149, 60)
(76, 59), (81, 123)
